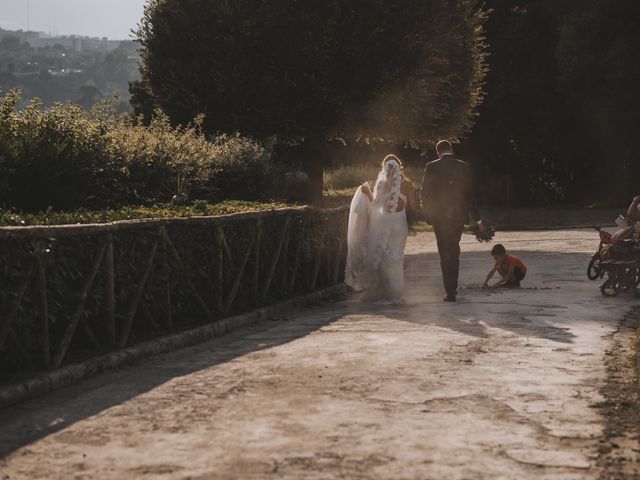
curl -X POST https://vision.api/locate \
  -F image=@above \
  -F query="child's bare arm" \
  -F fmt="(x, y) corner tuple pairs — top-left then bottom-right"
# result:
(483, 267), (497, 287)
(492, 265), (514, 288)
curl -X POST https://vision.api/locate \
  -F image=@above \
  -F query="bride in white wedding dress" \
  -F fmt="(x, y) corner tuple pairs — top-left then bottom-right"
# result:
(345, 154), (419, 303)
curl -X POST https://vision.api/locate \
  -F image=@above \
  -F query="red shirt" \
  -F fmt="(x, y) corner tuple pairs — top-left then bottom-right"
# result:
(499, 255), (527, 274)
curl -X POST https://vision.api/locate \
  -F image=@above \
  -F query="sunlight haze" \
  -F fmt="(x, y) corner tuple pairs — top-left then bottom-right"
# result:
(0, 0), (147, 39)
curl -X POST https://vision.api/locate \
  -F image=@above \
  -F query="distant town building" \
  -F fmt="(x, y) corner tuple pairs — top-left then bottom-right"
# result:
(0, 28), (122, 52)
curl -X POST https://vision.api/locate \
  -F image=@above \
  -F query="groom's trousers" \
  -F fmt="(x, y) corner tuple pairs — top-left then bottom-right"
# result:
(433, 222), (464, 297)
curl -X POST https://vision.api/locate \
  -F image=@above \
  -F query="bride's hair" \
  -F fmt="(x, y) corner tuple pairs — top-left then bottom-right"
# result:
(381, 154), (404, 176)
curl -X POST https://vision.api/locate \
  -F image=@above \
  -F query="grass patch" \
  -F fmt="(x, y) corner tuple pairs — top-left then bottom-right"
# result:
(324, 164), (424, 191)
(480, 207), (622, 230)
(0, 200), (292, 227)
(1, 203), (624, 230)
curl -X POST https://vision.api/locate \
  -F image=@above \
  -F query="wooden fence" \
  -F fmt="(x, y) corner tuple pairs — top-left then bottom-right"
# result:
(0, 206), (348, 377)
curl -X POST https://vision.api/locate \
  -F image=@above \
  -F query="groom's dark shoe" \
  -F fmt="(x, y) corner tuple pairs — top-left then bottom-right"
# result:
(443, 295), (456, 302)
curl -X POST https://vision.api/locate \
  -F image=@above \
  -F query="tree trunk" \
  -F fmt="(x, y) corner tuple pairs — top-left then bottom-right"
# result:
(302, 139), (326, 203)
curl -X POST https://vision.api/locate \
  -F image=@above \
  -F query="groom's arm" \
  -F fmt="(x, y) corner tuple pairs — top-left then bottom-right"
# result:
(419, 163), (433, 223)
(463, 163), (480, 223)
(419, 163), (432, 208)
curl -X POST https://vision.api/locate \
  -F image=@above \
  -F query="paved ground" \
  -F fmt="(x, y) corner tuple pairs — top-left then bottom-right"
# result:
(1, 230), (639, 479)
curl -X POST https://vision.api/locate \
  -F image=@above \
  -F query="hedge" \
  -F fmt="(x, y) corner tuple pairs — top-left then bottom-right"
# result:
(0, 91), (278, 212)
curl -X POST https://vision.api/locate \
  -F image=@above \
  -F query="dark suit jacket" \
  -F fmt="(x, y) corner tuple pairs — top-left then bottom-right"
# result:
(420, 154), (479, 226)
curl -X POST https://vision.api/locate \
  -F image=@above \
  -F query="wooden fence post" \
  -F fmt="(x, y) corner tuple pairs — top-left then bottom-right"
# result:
(216, 226), (224, 313)
(262, 216), (291, 300)
(103, 233), (116, 347)
(281, 217), (291, 294)
(52, 235), (108, 368)
(309, 227), (326, 290)
(163, 229), (212, 319)
(224, 227), (256, 313)
(331, 237), (344, 285)
(253, 219), (262, 304)
(160, 226), (173, 331)
(118, 234), (160, 348)
(288, 216), (307, 295)
(36, 255), (50, 368)
(220, 228), (237, 271)
(0, 263), (34, 350)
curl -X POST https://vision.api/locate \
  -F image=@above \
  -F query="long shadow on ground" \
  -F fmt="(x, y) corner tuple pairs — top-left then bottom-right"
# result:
(0, 249), (625, 459)
(346, 250), (623, 345)
(0, 302), (347, 458)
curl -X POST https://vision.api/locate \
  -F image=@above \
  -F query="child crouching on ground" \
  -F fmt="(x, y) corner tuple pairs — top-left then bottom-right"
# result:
(483, 244), (527, 289)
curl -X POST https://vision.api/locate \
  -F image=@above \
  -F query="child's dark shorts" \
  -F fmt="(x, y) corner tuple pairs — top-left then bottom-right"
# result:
(513, 266), (526, 282)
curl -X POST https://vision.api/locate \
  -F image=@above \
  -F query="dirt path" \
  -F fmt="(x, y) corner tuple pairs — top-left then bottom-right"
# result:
(1, 230), (639, 479)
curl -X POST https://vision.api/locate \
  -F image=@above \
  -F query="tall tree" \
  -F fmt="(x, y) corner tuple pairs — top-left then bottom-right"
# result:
(132, 0), (488, 199)
(461, 0), (640, 206)
(459, 1), (579, 205)
(556, 0), (640, 203)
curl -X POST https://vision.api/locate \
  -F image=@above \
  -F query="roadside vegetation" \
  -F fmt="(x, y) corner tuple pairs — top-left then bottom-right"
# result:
(0, 200), (290, 227)
(133, 0), (488, 198)
(0, 91), (278, 215)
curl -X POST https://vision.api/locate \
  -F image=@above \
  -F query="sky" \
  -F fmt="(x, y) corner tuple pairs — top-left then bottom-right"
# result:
(0, 0), (148, 40)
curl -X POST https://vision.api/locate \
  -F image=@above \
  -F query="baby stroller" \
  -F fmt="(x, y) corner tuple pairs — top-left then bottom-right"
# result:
(588, 225), (640, 296)
(587, 227), (615, 279)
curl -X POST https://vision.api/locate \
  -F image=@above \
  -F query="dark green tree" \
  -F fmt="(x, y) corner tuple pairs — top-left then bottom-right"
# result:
(132, 0), (488, 199)
(461, 0), (640, 206)
(459, 1), (579, 205)
(556, 0), (640, 203)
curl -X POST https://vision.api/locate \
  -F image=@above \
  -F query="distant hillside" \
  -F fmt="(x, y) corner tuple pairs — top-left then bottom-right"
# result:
(0, 30), (140, 111)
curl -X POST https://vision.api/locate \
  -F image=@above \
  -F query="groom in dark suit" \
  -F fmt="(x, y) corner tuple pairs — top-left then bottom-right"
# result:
(420, 140), (484, 302)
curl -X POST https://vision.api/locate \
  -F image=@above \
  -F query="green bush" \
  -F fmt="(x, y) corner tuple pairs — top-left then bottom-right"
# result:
(0, 93), (109, 211)
(0, 91), (278, 212)
(203, 134), (276, 201)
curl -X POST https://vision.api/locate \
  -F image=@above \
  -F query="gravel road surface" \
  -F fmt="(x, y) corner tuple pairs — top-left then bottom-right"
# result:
(0, 230), (638, 479)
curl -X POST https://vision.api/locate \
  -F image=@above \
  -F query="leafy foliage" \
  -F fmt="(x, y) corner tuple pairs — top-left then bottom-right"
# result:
(133, 0), (488, 147)
(555, 0), (640, 203)
(460, 1), (640, 205)
(0, 91), (278, 212)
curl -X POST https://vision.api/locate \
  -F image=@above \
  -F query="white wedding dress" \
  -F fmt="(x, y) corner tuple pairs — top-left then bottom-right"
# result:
(345, 158), (408, 303)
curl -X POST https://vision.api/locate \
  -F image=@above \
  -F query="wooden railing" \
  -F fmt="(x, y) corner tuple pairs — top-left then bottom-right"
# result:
(0, 206), (348, 376)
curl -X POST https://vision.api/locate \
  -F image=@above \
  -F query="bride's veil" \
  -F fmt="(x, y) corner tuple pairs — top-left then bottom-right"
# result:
(345, 155), (403, 290)
(367, 156), (402, 272)
(372, 155), (402, 214)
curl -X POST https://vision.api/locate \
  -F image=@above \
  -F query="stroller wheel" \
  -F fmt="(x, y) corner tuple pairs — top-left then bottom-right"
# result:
(600, 275), (621, 297)
(587, 255), (601, 280)
(622, 269), (637, 292)
(601, 282), (620, 297)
